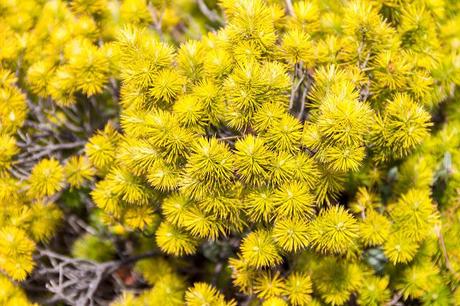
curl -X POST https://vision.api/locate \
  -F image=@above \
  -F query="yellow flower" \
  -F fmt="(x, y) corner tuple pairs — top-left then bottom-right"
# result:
(383, 230), (419, 264)
(0, 134), (18, 171)
(156, 222), (198, 256)
(283, 272), (313, 306)
(254, 271), (285, 300)
(28, 158), (65, 198)
(308, 206), (359, 255)
(0, 226), (35, 280)
(240, 229), (282, 268)
(272, 218), (310, 252)
(64, 155), (95, 188)
(186, 282), (236, 306)
(280, 28), (314, 65)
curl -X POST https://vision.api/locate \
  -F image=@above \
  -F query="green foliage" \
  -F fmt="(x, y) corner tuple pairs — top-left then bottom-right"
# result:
(71, 233), (116, 262)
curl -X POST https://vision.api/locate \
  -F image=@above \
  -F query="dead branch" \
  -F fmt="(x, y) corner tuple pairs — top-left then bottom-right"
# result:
(30, 248), (157, 306)
(14, 140), (86, 165)
(385, 291), (402, 306)
(197, 0), (224, 25)
(285, 0), (295, 16)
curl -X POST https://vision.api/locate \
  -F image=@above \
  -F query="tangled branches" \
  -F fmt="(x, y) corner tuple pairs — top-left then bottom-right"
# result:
(26, 248), (156, 306)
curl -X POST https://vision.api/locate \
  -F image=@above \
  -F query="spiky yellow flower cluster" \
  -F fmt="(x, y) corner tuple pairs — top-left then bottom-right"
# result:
(1, 0), (460, 305)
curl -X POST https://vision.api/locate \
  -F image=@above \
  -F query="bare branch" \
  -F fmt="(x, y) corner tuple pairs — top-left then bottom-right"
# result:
(297, 73), (313, 120)
(297, 85), (308, 120)
(289, 74), (306, 111)
(385, 291), (402, 306)
(15, 140), (86, 165)
(9, 166), (28, 180)
(218, 135), (242, 141)
(285, 0), (295, 16)
(147, 3), (165, 38)
(197, 0), (224, 25)
(30, 248), (157, 306)
(435, 224), (460, 278)
(289, 63), (306, 111)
